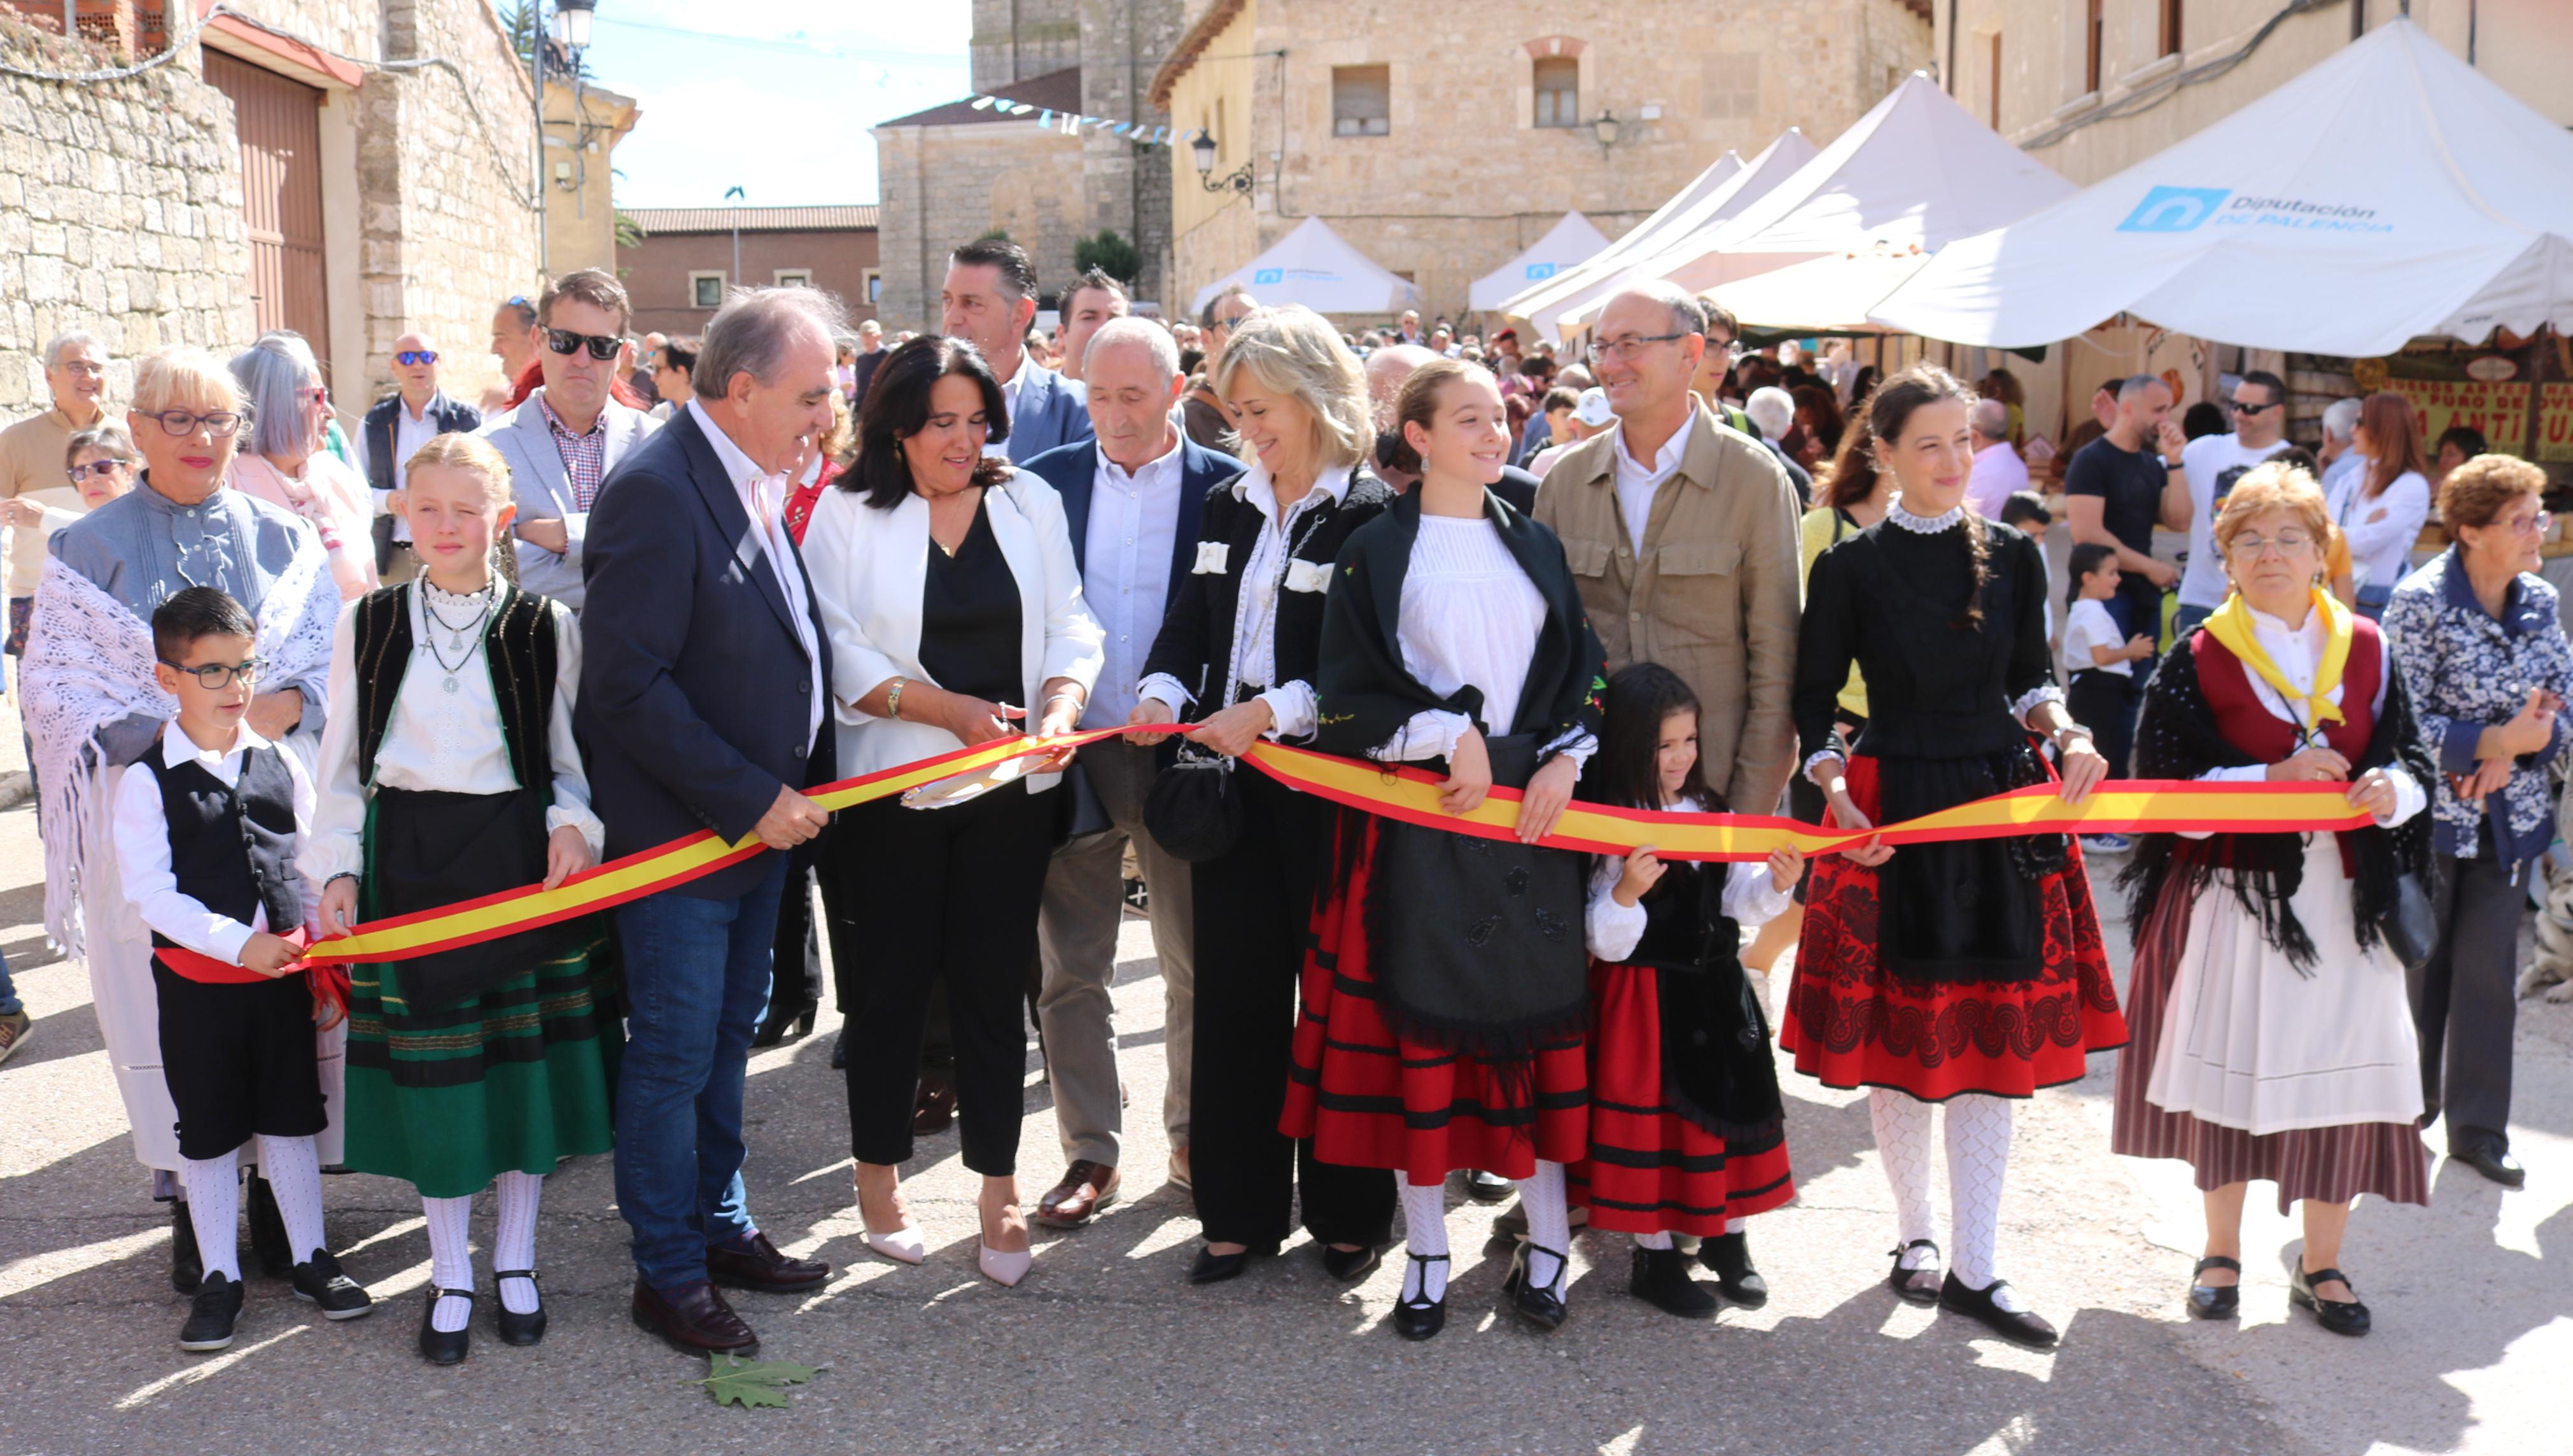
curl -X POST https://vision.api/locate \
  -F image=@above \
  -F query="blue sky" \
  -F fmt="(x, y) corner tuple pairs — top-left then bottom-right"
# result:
(594, 1), (976, 209)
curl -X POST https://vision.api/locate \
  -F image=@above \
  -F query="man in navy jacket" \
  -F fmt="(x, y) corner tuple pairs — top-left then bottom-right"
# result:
(941, 237), (1093, 463)
(359, 333), (479, 578)
(1016, 318), (1236, 1229)
(580, 287), (841, 1357)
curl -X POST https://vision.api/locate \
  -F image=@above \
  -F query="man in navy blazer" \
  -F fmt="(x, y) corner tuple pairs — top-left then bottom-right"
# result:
(579, 286), (841, 1357)
(358, 332), (480, 578)
(941, 237), (1093, 463)
(1015, 317), (1238, 1228)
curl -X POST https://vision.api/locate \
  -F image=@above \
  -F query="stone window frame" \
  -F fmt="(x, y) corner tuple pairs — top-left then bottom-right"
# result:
(689, 270), (726, 309)
(1515, 37), (1593, 132)
(1331, 64), (1391, 137)
(862, 269), (883, 305)
(773, 268), (814, 289)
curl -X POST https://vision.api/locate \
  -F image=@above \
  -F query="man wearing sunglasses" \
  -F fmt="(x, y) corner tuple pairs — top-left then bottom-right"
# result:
(478, 269), (659, 613)
(358, 333), (480, 584)
(2172, 370), (2296, 638)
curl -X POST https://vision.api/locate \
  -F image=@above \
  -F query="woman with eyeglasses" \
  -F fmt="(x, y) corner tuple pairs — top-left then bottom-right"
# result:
(2381, 453), (2572, 1194)
(2117, 461), (2434, 1338)
(229, 333), (379, 601)
(22, 346), (346, 1289)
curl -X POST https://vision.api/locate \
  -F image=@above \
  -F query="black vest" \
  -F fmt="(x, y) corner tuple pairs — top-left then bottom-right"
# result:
(349, 582), (557, 791)
(142, 743), (302, 950)
(1629, 860), (1737, 974)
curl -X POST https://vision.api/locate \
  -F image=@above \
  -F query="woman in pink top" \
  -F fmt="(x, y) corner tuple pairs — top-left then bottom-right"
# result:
(228, 333), (379, 601)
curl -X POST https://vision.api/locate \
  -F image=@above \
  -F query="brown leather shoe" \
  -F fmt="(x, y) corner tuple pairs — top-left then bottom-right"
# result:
(913, 1074), (958, 1135)
(705, 1231), (831, 1294)
(631, 1278), (757, 1356)
(1034, 1161), (1121, 1228)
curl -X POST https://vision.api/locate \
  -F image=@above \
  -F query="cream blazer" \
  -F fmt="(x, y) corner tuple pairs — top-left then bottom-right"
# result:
(801, 469), (1105, 792)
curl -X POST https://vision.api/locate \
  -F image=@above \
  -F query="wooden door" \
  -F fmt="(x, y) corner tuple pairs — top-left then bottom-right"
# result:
(206, 51), (329, 367)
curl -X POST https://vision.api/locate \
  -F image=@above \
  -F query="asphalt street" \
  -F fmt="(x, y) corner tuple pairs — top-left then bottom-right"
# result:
(2, 694), (2567, 1455)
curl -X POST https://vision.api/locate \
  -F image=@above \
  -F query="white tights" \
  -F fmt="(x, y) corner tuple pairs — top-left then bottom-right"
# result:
(1868, 1089), (2017, 1296)
(421, 1170), (547, 1333)
(1398, 1161), (1573, 1305)
(179, 1135), (326, 1283)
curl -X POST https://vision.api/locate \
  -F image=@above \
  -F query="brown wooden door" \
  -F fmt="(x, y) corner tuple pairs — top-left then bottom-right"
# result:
(206, 52), (329, 368)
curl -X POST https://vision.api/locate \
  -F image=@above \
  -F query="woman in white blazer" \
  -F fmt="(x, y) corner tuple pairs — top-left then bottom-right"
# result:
(801, 336), (1104, 1289)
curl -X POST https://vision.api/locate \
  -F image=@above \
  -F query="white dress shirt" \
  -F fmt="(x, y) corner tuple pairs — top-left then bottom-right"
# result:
(1080, 436), (1186, 729)
(1138, 461), (1348, 740)
(686, 398), (825, 750)
(1611, 410), (1695, 554)
(1375, 515), (1597, 768)
(112, 725), (321, 966)
(2185, 604), (2425, 830)
(305, 582), (605, 884)
(375, 396), (444, 543)
(983, 354), (1030, 459)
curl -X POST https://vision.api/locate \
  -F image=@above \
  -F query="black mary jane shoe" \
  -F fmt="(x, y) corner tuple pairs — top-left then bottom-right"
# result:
(1700, 1231), (1769, 1308)
(1938, 1273), (2060, 1350)
(1321, 1242), (1383, 1282)
(2187, 1256), (2242, 1320)
(493, 1269), (548, 1347)
(1187, 1241), (1279, 1285)
(1392, 1254), (1449, 1341)
(171, 1200), (204, 1296)
(2289, 1260), (2371, 1338)
(1887, 1240), (1942, 1305)
(418, 1285), (475, 1366)
(1630, 1247), (1719, 1320)
(1501, 1242), (1570, 1333)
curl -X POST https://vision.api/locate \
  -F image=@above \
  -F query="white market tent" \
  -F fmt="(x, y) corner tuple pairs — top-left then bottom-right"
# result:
(1469, 212), (1612, 312)
(1870, 20), (2573, 354)
(1499, 131), (1819, 336)
(1493, 150), (1746, 324)
(1189, 216), (1419, 316)
(1703, 244), (1930, 335)
(1588, 74), (2073, 325)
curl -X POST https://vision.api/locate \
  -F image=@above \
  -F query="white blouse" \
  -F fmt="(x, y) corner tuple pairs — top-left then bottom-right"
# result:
(1585, 797), (1794, 961)
(1373, 516), (1595, 767)
(1137, 461), (1348, 741)
(2338, 468), (2431, 592)
(307, 582), (603, 883)
(2185, 604), (2424, 834)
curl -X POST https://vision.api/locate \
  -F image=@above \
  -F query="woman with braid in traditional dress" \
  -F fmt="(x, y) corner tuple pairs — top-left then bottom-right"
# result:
(2114, 461), (2432, 1337)
(312, 433), (615, 1365)
(1786, 365), (2128, 1349)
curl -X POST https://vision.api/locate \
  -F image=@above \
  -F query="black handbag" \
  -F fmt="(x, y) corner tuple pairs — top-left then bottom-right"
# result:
(1143, 739), (1243, 862)
(2378, 869), (2437, 972)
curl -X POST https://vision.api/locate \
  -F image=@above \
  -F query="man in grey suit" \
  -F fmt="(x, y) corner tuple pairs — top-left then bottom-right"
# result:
(941, 237), (1093, 463)
(477, 268), (660, 612)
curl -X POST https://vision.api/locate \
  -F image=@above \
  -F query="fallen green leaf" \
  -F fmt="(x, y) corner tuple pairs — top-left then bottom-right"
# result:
(701, 1352), (818, 1408)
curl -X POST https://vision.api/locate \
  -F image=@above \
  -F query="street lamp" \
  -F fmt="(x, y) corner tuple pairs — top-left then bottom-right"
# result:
(1592, 111), (1620, 148)
(1188, 128), (1254, 197)
(550, 0), (596, 50)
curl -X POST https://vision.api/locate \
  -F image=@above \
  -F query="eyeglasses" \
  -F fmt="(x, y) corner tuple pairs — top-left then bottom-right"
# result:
(2229, 398), (2278, 415)
(67, 459), (132, 482)
(2227, 530), (2313, 558)
(2496, 509), (2554, 537)
(395, 350), (440, 367)
(158, 657), (265, 689)
(148, 409), (242, 438)
(301, 386), (330, 405)
(544, 328), (622, 361)
(1587, 332), (1688, 365)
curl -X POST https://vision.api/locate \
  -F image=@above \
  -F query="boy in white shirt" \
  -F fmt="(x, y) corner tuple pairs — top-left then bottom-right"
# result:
(2061, 543), (2154, 853)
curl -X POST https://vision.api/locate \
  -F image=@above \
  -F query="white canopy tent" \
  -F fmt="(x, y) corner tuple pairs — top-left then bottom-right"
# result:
(1469, 212), (1611, 312)
(1870, 21), (2573, 354)
(1499, 131), (1819, 336)
(1703, 244), (1929, 335)
(1189, 216), (1420, 316)
(1583, 74), (2072, 327)
(1491, 151), (1742, 323)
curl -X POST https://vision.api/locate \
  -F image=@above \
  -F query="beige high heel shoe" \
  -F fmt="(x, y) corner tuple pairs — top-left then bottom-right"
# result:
(855, 1172), (923, 1265)
(977, 1195), (1032, 1287)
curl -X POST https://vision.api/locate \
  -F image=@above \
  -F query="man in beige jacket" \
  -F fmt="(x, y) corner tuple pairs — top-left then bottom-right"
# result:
(1534, 283), (1801, 813)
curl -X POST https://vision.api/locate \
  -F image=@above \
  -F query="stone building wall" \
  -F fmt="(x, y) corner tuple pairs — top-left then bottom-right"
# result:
(873, 120), (1089, 335)
(1078, 0), (1184, 308)
(0, 12), (251, 412)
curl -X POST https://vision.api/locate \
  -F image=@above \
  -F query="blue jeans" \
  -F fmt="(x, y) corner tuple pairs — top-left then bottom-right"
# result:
(0, 945), (19, 1016)
(613, 855), (789, 1291)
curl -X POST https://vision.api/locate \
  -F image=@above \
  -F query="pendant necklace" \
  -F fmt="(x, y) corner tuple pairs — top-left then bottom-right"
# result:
(421, 584), (494, 694)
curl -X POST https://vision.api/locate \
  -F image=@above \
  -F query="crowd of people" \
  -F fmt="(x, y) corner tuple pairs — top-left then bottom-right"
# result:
(0, 236), (2559, 1371)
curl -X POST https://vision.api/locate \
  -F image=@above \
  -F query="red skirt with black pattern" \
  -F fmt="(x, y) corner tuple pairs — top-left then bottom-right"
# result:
(1779, 755), (2129, 1100)
(1280, 818), (1590, 1187)
(1569, 960), (1797, 1236)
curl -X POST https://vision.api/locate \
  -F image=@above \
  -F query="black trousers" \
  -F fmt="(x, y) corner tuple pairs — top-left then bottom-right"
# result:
(2066, 669), (2140, 779)
(831, 782), (1055, 1177)
(2411, 824), (2524, 1147)
(1189, 770), (1394, 1249)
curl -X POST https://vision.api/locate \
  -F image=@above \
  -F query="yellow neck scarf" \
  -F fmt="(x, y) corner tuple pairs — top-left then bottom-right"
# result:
(2202, 587), (2352, 729)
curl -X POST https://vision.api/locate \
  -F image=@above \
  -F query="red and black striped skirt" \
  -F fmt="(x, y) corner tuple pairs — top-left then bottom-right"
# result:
(1569, 960), (1796, 1236)
(1281, 818), (1588, 1186)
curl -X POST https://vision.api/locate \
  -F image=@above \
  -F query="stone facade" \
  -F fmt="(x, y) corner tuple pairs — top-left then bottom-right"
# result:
(542, 78), (640, 281)
(1154, 0), (1933, 323)
(0, 1), (538, 423)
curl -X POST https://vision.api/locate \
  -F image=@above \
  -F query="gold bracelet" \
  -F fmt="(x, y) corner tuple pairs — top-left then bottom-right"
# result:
(886, 677), (906, 721)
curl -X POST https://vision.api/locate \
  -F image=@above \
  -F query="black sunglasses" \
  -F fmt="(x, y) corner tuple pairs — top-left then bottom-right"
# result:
(395, 349), (440, 367)
(158, 656), (265, 689)
(67, 459), (134, 482)
(544, 328), (622, 361)
(2229, 398), (2277, 415)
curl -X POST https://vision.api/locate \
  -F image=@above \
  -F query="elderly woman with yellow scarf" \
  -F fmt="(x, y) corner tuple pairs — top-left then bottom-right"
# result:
(2113, 461), (2436, 1340)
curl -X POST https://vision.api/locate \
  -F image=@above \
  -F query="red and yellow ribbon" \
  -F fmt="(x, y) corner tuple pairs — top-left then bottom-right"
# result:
(302, 730), (2368, 966)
